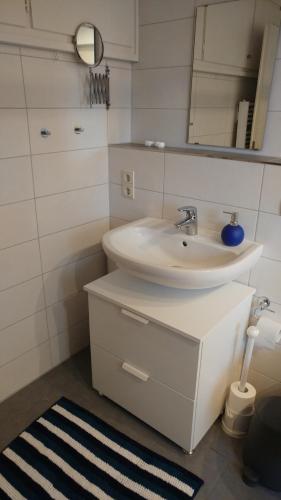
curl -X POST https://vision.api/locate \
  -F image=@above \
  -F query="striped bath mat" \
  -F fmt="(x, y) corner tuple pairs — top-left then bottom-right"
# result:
(0, 398), (203, 499)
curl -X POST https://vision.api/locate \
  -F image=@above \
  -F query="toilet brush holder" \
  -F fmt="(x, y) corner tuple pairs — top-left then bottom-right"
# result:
(222, 326), (259, 438)
(222, 381), (256, 438)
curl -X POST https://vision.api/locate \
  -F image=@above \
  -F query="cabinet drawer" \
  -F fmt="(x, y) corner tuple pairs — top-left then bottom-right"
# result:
(89, 296), (200, 399)
(91, 345), (194, 451)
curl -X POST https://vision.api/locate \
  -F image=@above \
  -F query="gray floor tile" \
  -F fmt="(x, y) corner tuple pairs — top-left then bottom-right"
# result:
(208, 462), (280, 500)
(0, 348), (280, 500)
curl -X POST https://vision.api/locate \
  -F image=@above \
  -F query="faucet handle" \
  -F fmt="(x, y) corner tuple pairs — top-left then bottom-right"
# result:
(177, 206), (197, 216)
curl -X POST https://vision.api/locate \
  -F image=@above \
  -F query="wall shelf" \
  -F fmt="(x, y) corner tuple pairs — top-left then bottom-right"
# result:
(109, 143), (281, 166)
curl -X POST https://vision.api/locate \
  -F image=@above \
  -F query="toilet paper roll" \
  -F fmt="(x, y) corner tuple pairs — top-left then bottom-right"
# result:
(256, 316), (281, 350)
(227, 381), (256, 414)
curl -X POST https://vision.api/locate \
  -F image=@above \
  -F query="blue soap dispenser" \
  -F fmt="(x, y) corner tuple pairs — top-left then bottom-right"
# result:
(221, 211), (244, 246)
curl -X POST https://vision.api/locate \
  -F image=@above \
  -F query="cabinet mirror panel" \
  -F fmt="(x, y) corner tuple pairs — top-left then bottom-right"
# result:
(187, 0), (281, 150)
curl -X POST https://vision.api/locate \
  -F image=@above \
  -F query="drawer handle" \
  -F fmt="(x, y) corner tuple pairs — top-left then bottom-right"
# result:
(122, 362), (149, 382)
(121, 308), (149, 325)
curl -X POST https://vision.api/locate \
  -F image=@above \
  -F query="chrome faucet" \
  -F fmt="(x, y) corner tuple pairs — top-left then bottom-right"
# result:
(175, 206), (198, 235)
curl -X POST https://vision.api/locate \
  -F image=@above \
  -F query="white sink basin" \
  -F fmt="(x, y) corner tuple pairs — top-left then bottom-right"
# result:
(102, 218), (263, 289)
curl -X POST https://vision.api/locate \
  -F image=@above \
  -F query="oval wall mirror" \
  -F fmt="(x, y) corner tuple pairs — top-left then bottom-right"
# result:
(74, 22), (104, 67)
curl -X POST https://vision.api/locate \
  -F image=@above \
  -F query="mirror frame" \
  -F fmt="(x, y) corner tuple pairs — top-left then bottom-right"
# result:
(74, 22), (104, 67)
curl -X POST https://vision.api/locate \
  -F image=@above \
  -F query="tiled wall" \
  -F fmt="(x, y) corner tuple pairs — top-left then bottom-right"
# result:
(132, 0), (281, 156)
(109, 145), (281, 396)
(0, 43), (131, 402)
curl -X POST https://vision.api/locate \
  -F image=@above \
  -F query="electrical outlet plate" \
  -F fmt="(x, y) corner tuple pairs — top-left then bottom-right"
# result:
(121, 169), (135, 199)
(121, 170), (134, 184)
(122, 184), (135, 199)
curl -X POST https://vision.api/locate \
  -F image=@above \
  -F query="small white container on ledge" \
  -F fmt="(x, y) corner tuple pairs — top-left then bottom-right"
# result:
(155, 141), (166, 149)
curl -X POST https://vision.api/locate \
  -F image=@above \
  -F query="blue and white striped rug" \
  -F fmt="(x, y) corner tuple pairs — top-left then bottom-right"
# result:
(0, 397), (203, 499)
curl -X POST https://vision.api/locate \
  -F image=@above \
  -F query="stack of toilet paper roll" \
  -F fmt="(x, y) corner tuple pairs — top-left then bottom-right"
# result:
(255, 316), (281, 350)
(222, 316), (281, 438)
(222, 382), (256, 437)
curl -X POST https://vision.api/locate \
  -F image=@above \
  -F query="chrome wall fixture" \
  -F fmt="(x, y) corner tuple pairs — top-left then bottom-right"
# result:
(40, 128), (51, 138)
(74, 126), (85, 134)
(89, 65), (110, 109)
(73, 22), (110, 109)
(40, 127), (86, 138)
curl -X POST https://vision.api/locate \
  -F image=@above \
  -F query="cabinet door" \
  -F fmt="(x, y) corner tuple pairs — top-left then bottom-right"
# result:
(203, 0), (255, 69)
(107, 0), (136, 49)
(0, 0), (28, 27)
(30, 0), (108, 38)
(250, 24), (279, 149)
(249, 0), (281, 69)
(30, 0), (138, 60)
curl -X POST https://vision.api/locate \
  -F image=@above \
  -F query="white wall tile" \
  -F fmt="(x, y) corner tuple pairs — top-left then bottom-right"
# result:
(132, 108), (188, 147)
(256, 212), (281, 260)
(43, 252), (106, 306)
(0, 311), (48, 367)
(0, 341), (52, 403)
(0, 200), (37, 249)
(33, 147), (108, 197)
(133, 67), (190, 109)
(110, 217), (128, 229)
(140, 0), (195, 24)
(0, 240), (41, 292)
(250, 257), (281, 304)
(0, 54), (25, 107)
(108, 108), (131, 144)
(28, 108), (107, 154)
(46, 291), (88, 337)
(40, 218), (109, 273)
(164, 154), (263, 210)
(0, 109), (29, 158)
(0, 156), (33, 205)
(109, 183), (163, 221)
(163, 194), (258, 239)
(110, 67), (132, 108)
(22, 57), (81, 108)
(50, 320), (89, 367)
(252, 300), (281, 385)
(109, 147), (164, 192)
(260, 164), (281, 214)
(249, 368), (281, 398)
(137, 18), (194, 69)
(0, 47), (118, 401)
(235, 271), (250, 286)
(261, 112), (281, 157)
(0, 276), (45, 331)
(36, 184), (109, 236)
(252, 344), (281, 384)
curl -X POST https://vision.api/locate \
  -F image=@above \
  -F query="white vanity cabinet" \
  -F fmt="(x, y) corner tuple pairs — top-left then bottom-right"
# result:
(85, 271), (255, 453)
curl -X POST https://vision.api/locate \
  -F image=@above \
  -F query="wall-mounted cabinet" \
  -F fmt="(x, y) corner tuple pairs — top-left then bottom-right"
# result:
(190, 0), (280, 150)
(194, 0), (280, 75)
(0, 0), (138, 62)
(0, 0), (28, 28)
